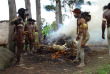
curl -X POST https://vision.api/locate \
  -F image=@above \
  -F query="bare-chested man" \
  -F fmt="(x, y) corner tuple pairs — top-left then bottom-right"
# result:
(24, 18), (34, 52)
(102, 3), (110, 56)
(72, 8), (91, 67)
(11, 8), (29, 64)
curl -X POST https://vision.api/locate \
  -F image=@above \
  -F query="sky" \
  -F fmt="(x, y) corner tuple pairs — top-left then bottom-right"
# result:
(0, 0), (98, 24)
(0, 0), (55, 24)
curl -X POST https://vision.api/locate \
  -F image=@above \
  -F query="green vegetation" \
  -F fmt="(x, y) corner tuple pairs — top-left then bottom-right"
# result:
(96, 64), (110, 74)
(45, 5), (55, 11)
(87, 1), (91, 5)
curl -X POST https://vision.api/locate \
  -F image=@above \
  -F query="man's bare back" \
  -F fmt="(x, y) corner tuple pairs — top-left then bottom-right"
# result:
(103, 10), (110, 25)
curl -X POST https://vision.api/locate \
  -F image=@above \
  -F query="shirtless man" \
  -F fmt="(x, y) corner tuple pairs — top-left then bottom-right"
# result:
(24, 18), (34, 52)
(102, 3), (110, 56)
(11, 8), (29, 64)
(72, 8), (91, 67)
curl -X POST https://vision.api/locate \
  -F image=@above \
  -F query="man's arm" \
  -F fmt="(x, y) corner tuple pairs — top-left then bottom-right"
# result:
(76, 19), (80, 41)
(102, 14), (106, 39)
(82, 23), (88, 40)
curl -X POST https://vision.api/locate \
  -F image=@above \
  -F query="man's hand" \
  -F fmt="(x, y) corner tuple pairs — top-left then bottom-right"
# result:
(102, 34), (105, 39)
(23, 31), (29, 35)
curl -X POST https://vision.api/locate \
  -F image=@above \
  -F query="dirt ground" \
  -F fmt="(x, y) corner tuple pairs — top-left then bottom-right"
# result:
(0, 45), (110, 74)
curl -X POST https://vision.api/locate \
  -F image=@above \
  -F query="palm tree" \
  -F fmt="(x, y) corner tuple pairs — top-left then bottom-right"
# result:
(36, 0), (42, 43)
(8, 0), (17, 53)
(24, 0), (32, 18)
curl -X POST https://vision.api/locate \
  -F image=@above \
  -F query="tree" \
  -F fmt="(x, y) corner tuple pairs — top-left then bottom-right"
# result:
(51, 21), (56, 31)
(8, 0), (17, 53)
(45, 5), (55, 11)
(36, 0), (42, 43)
(24, 0), (32, 18)
(56, 0), (62, 30)
(68, 0), (84, 8)
(87, 1), (91, 5)
(45, 0), (62, 30)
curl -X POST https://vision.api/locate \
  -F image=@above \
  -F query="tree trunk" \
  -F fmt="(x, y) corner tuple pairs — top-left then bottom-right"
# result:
(8, 0), (17, 53)
(56, 0), (62, 30)
(36, 0), (42, 43)
(24, 0), (32, 18)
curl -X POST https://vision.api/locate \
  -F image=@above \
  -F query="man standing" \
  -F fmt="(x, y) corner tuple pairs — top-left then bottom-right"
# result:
(72, 8), (91, 67)
(102, 3), (110, 56)
(24, 18), (34, 52)
(11, 8), (29, 64)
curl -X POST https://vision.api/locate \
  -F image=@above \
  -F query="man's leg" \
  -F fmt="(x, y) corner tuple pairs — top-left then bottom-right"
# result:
(17, 44), (22, 64)
(76, 47), (85, 67)
(73, 37), (82, 62)
(25, 37), (28, 52)
(76, 34), (90, 67)
(107, 28), (110, 56)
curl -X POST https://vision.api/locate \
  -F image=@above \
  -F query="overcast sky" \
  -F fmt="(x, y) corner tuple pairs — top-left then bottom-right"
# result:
(0, 0), (99, 24)
(0, 0), (55, 24)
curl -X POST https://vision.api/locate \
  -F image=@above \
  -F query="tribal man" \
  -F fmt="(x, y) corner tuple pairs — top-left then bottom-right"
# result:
(24, 18), (35, 52)
(72, 8), (91, 67)
(11, 8), (29, 64)
(102, 3), (110, 56)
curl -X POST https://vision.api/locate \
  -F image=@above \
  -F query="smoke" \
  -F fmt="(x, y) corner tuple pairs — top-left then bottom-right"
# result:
(47, 19), (77, 43)
(81, 0), (110, 45)
(48, 0), (110, 45)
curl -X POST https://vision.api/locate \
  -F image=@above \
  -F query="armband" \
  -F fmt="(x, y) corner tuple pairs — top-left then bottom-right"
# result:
(103, 18), (107, 22)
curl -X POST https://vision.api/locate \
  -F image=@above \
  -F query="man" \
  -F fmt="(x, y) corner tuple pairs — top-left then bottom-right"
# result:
(102, 3), (110, 56)
(17, 8), (29, 22)
(11, 8), (29, 64)
(72, 8), (91, 67)
(24, 18), (34, 52)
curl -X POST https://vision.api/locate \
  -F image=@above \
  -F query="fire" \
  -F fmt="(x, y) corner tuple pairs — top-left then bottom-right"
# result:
(51, 48), (77, 60)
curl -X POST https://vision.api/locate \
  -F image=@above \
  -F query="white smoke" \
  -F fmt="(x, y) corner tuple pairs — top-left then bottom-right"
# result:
(47, 17), (77, 43)
(81, 0), (110, 44)
(48, 0), (110, 45)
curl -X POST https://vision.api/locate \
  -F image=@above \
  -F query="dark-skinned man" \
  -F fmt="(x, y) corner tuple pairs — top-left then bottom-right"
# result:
(102, 3), (110, 56)
(72, 8), (91, 67)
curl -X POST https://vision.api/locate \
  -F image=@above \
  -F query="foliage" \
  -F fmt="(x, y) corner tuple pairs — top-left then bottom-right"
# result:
(42, 25), (51, 35)
(86, 1), (91, 5)
(50, 21), (56, 31)
(68, 0), (74, 6)
(96, 64), (110, 74)
(45, 5), (56, 11)
(42, 21), (56, 36)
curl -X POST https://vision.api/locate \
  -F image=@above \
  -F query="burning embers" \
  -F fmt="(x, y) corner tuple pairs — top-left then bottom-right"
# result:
(38, 36), (78, 62)
(51, 38), (77, 61)
(51, 48), (77, 62)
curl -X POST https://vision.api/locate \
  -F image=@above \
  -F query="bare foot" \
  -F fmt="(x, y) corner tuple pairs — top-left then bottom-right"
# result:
(16, 61), (25, 67)
(76, 63), (85, 68)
